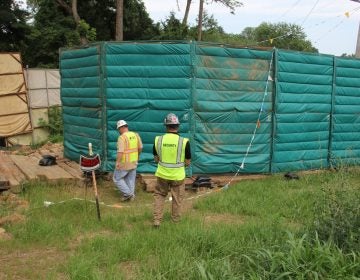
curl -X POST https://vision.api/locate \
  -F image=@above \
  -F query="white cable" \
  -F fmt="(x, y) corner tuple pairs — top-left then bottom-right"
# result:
(223, 49), (275, 190)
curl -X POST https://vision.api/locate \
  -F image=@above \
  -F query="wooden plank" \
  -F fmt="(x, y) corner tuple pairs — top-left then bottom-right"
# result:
(9, 155), (39, 180)
(64, 160), (82, 172)
(0, 175), (10, 188)
(0, 152), (26, 186)
(57, 160), (84, 180)
(10, 155), (74, 180)
(137, 173), (268, 193)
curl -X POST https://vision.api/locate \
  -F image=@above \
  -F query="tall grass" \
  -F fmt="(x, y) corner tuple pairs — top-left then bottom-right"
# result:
(311, 167), (360, 251)
(1, 169), (359, 279)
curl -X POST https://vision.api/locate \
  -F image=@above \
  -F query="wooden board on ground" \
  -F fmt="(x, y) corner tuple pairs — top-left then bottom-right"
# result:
(137, 173), (268, 193)
(208, 174), (267, 186)
(57, 159), (84, 180)
(0, 151), (26, 186)
(10, 155), (74, 181)
(137, 174), (157, 192)
(0, 175), (10, 188)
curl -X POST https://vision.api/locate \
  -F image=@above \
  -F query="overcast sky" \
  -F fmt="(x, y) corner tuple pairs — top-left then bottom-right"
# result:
(142, 0), (360, 56)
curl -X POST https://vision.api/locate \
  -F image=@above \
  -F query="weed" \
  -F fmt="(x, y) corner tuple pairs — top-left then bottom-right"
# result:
(311, 168), (360, 251)
(38, 106), (63, 143)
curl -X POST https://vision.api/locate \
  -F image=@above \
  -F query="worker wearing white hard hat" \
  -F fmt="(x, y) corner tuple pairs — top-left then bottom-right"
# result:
(113, 120), (143, 202)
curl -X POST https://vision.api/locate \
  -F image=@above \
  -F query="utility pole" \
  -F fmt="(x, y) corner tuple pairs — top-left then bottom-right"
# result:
(350, 0), (360, 57)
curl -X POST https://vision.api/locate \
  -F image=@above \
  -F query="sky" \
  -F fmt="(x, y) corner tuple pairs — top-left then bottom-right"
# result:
(142, 0), (360, 56)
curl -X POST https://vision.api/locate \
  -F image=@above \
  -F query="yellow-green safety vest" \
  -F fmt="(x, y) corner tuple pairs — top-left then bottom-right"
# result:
(155, 133), (188, 180)
(120, 131), (140, 163)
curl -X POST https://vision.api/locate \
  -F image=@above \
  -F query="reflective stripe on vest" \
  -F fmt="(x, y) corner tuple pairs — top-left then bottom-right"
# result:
(120, 131), (139, 163)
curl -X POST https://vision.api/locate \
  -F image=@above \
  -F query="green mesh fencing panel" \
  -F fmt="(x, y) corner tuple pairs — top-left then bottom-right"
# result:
(60, 46), (103, 160)
(193, 44), (273, 173)
(103, 42), (192, 173)
(331, 57), (360, 166)
(60, 42), (360, 174)
(272, 51), (333, 172)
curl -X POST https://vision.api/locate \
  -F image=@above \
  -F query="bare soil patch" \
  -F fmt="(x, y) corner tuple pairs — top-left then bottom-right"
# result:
(0, 247), (68, 280)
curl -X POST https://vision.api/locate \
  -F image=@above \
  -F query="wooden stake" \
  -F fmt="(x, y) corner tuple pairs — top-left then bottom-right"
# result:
(88, 143), (101, 221)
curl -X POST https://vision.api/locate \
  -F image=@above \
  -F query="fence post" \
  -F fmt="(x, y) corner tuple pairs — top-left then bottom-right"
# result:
(100, 42), (108, 170)
(327, 56), (336, 168)
(269, 49), (278, 174)
(188, 40), (196, 176)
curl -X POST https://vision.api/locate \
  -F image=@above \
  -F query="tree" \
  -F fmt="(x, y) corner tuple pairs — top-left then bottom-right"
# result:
(55, 0), (94, 45)
(196, 0), (242, 41)
(212, 0), (243, 14)
(156, 12), (185, 40)
(197, 0), (204, 41)
(77, 0), (159, 41)
(0, 0), (31, 52)
(340, 53), (355, 58)
(182, 0), (192, 26)
(24, 0), (92, 67)
(242, 22), (318, 52)
(115, 0), (123, 41)
(122, 0), (159, 40)
(24, 0), (159, 67)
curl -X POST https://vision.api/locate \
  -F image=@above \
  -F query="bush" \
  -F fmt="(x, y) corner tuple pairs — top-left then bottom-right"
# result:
(311, 169), (360, 251)
(38, 106), (63, 143)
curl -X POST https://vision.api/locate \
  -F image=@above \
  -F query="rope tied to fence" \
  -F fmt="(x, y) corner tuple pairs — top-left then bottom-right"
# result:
(222, 48), (275, 190)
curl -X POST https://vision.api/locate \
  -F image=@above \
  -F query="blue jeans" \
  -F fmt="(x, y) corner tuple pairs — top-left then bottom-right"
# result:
(113, 169), (137, 197)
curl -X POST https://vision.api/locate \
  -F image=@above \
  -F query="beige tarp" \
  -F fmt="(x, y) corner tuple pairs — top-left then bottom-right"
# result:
(7, 108), (50, 146)
(0, 53), (32, 137)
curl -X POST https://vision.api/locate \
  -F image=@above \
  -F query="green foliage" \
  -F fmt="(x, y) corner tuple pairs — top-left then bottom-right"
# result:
(311, 169), (360, 251)
(212, 0), (243, 15)
(340, 53), (356, 58)
(156, 12), (187, 40)
(0, 0), (31, 53)
(123, 0), (160, 40)
(242, 22), (318, 52)
(76, 19), (96, 42)
(38, 106), (63, 143)
(24, 0), (81, 67)
(23, 0), (160, 67)
(78, 0), (159, 41)
(4, 0), (319, 67)
(190, 12), (228, 42)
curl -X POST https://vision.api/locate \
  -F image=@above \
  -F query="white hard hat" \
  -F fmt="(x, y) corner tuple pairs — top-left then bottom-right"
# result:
(164, 113), (180, 125)
(116, 120), (127, 129)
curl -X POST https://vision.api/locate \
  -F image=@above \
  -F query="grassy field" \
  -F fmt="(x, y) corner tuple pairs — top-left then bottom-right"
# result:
(0, 168), (359, 279)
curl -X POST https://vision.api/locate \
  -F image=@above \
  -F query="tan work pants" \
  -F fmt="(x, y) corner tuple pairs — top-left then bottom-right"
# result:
(153, 177), (185, 226)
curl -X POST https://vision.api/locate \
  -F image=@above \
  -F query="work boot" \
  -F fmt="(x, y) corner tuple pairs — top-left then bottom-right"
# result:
(121, 195), (131, 202)
(121, 195), (135, 202)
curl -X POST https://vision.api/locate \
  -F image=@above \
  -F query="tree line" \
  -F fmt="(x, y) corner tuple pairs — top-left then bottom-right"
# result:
(1, 0), (318, 68)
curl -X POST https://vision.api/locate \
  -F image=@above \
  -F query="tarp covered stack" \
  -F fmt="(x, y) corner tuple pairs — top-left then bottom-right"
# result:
(0, 53), (32, 140)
